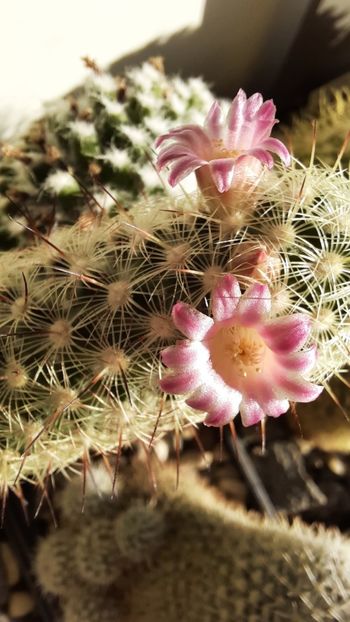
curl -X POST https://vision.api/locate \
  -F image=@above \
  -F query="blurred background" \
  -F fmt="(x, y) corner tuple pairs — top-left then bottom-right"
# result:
(1, 0), (350, 138)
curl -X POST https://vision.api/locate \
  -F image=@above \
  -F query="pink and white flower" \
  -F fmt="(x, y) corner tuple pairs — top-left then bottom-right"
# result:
(155, 89), (291, 194)
(160, 274), (322, 427)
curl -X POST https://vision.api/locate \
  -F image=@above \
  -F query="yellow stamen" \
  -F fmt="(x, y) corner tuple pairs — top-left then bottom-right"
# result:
(208, 324), (266, 387)
(212, 139), (240, 159)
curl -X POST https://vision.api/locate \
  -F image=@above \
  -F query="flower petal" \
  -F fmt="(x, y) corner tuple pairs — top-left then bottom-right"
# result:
(159, 368), (202, 394)
(209, 158), (236, 192)
(204, 101), (223, 139)
(211, 274), (241, 322)
(157, 144), (196, 169)
(172, 302), (214, 340)
(227, 89), (247, 132)
(264, 399), (290, 418)
(276, 377), (323, 403)
(204, 401), (238, 427)
(155, 124), (211, 152)
(260, 137), (291, 166)
(240, 395), (289, 426)
(244, 148), (274, 169)
(168, 156), (207, 187)
(186, 384), (219, 411)
(186, 377), (241, 413)
(236, 282), (271, 326)
(245, 93), (263, 120)
(259, 314), (311, 354)
(161, 341), (209, 369)
(249, 120), (276, 145)
(250, 100), (277, 142)
(257, 100), (276, 122)
(277, 345), (317, 374)
(240, 398), (265, 426)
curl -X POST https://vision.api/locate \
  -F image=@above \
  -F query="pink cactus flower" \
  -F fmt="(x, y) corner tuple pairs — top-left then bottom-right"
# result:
(159, 274), (322, 427)
(155, 89), (290, 195)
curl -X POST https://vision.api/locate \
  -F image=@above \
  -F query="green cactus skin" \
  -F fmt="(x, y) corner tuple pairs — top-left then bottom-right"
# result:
(0, 157), (350, 488)
(0, 60), (215, 247)
(35, 463), (350, 622)
(280, 86), (350, 165)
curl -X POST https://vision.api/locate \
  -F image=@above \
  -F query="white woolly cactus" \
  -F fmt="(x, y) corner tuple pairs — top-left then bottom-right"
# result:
(0, 59), (215, 247)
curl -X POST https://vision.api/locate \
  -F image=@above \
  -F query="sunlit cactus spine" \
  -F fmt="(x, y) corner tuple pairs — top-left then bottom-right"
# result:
(0, 156), (350, 487)
(35, 463), (350, 622)
(280, 85), (350, 164)
(0, 58), (215, 247)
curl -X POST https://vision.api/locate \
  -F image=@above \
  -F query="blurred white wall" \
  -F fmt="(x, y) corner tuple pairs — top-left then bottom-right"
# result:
(4, 0), (345, 138)
(1, 0), (205, 135)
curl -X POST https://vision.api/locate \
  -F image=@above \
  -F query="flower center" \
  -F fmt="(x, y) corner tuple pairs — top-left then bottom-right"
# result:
(207, 324), (266, 388)
(212, 139), (239, 160)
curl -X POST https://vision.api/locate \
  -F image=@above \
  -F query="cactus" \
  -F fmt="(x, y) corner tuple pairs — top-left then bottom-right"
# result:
(74, 518), (123, 586)
(35, 462), (350, 621)
(58, 462), (122, 523)
(0, 155), (350, 488)
(280, 86), (350, 164)
(0, 59), (215, 248)
(114, 502), (165, 564)
(63, 587), (120, 622)
(34, 528), (78, 596)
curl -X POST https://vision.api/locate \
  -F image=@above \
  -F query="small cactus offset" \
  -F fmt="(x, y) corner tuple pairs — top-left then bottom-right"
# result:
(35, 462), (350, 621)
(280, 85), (350, 164)
(0, 59), (215, 248)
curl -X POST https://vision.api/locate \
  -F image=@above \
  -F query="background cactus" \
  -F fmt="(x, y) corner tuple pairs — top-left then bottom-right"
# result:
(0, 157), (350, 488)
(34, 528), (78, 597)
(74, 517), (123, 586)
(294, 375), (350, 453)
(35, 461), (350, 621)
(0, 58), (215, 248)
(280, 85), (350, 165)
(62, 587), (120, 622)
(114, 503), (165, 564)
